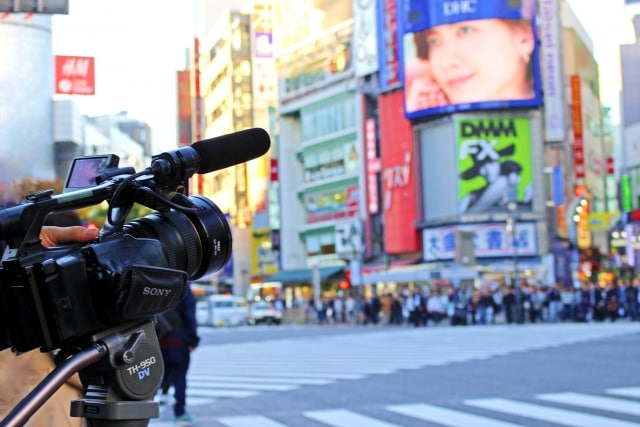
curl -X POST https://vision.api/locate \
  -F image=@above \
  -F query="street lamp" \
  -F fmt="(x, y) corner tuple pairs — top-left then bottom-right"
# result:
(506, 201), (523, 324)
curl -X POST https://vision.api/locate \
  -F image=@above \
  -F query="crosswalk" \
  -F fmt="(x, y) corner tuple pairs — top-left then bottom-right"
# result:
(148, 323), (640, 425)
(212, 387), (640, 427)
(145, 387), (640, 426)
(178, 323), (639, 406)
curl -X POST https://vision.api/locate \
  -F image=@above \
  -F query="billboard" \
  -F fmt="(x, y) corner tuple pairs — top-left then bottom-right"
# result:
(539, 0), (566, 142)
(377, 0), (401, 90)
(176, 70), (192, 147)
(379, 90), (421, 253)
(55, 55), (95, 95)
(457, 117), (533, 214)
(423, 222), (538, 261)
(570, 75), (585, 191)
(399, 0), (542, 119)
(353, 0), (378, 77)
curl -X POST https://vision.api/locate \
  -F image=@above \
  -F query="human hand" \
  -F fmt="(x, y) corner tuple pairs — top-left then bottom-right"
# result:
(40, 226), (99, 248)
(406, 78), (448, 111)
(404, 59), (447, 111)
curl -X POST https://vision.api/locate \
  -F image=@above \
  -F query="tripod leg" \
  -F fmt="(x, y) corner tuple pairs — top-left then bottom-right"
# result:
(1, 344), (107, 427)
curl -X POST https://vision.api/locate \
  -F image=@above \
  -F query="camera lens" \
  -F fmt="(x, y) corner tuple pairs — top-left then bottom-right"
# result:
(123, 195), (232, 280)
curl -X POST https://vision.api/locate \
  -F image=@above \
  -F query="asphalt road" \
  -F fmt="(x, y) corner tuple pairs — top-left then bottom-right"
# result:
(150, 322), (640, 426)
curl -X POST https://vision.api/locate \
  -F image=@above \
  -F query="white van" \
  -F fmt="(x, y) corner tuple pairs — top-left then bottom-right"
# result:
(197, 295), (249, 327)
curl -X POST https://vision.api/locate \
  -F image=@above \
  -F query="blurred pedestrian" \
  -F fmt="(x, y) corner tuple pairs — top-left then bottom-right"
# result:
(158, 284), (200, 426)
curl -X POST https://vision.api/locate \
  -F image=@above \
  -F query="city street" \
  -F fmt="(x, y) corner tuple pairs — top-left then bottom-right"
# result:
(150, 322), (640, 426)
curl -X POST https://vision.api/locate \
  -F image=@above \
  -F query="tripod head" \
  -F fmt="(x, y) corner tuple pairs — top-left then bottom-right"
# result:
(2, 319), (164, 427)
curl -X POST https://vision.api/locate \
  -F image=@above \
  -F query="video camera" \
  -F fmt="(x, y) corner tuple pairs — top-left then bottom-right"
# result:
(0, 127), (270, 426)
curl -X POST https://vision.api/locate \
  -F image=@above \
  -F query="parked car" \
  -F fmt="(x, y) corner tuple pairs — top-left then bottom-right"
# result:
(196, 295), (249, 327)
(248, 301), (282, 325)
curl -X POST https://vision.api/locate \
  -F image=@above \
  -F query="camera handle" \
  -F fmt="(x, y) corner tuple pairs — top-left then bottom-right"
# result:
(2, 321), (163, 427)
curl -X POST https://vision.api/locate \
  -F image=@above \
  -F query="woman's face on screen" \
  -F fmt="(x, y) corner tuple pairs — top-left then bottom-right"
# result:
(424, 19), (534, 103)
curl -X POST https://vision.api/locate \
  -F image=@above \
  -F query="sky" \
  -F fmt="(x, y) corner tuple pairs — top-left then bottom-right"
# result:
(52, 0), (199, 150)
(566, 0), (640, 124)
(51, 0), (639, 149)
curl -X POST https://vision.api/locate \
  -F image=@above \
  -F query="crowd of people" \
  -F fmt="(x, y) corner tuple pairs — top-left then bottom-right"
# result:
(305, 277), (640, 327)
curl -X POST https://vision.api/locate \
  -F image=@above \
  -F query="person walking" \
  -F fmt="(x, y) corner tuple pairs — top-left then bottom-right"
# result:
(158, 284), (200, 426)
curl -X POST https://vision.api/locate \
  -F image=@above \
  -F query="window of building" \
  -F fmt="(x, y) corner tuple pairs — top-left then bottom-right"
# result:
(305, 232), (336, 256)
(301, 96), (356, 140)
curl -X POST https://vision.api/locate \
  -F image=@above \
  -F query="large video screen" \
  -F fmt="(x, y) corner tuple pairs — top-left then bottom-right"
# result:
(399, 0), (542, 120)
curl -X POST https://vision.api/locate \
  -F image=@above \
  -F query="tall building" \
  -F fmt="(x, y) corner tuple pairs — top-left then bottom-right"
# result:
(619, 13), (640, 265)
(269, 0), (615, 299)
(193, 1), (277, 296)
(0, 12), (151, 197)
(184, 0), (618, 303)
(0, 15), (56, 185)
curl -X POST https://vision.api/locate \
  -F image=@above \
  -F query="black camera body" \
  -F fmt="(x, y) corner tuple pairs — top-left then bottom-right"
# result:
(0, 128), (270, 425)
(0, 152), (233, 355)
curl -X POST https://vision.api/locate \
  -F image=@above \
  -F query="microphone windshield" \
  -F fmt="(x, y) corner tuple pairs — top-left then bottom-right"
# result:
(191, 128), (271, 174)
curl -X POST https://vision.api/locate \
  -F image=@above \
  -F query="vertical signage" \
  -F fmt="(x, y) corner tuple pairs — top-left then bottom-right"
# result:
(379, 90), (420, 253)
(365, 118), (380, 214)
(353, 0), (378, 77)
(570, 75), (585, 194)
(540, 0), (566, 142)
(192, 38), (204, 194)
(377, 0), (400, 90)
(176, 70), (192, 147)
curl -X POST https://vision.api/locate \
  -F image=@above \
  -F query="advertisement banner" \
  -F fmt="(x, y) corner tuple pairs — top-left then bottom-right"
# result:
(251, 227), (279, 276)
(365, 118), (380, 214)
(539, 0), (566, 142)
(570, 74), (585, 189)
(399, 0), (542, 119)
(176, 70), (192, 147)
(423, 222), (538, 261)
(277, 21), (353, 103)
(55, 55), (95, 95)
(457, 117), (533, 214)
(304, 185), (359, 223)
(353, 0), (378, 77)
(377, 0), (401, 90)
(379, 90), (420, 253)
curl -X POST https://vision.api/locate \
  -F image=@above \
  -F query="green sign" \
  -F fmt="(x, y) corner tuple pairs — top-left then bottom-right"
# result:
(457, 118), (533, 214)
(621, 175), (632, 212)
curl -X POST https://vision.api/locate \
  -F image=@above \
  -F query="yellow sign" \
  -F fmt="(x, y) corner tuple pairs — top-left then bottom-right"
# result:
(588, 212), (617, 230)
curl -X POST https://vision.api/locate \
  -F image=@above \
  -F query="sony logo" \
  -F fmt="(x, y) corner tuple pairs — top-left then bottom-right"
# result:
(142, 287), (172, 297)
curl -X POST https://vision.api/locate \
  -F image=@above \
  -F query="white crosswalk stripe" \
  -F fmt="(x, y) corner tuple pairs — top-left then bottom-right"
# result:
(151, 384), (640, 426)
(608, 387), (640, 399)
(537, 391), (640, 415)
(303, 409), (402, 427)
(176, 324), (639, 405)
(218, 415), (289, 427)
(465, 397), (640, 427)
(387, 403), (525, 427)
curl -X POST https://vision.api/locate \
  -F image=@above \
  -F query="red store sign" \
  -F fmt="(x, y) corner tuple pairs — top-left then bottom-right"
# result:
(55, 55), (95, 96)
(570, 75), (585, 191)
